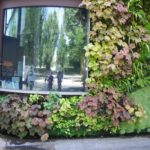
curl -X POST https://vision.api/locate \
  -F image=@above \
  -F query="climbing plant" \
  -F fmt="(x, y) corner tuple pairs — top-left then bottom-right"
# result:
(80, 0), (150, 93)
(77, 0), (150, 128)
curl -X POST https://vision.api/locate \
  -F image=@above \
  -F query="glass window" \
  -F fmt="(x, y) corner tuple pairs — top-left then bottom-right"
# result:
(2, 7), (88, 92)
(4, 8), (19, 38)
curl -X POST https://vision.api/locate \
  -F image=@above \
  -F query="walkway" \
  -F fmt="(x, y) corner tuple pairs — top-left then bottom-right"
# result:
(0, 135), (150, 150)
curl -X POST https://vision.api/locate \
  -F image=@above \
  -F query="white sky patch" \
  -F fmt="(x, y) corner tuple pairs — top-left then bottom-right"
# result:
(46, 7), (64, 29)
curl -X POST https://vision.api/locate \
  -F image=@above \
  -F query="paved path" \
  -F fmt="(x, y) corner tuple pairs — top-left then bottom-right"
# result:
(0, 135), (150, 150)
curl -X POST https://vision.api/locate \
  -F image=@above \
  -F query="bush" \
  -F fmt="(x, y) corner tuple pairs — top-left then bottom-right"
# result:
(43, 93), (61, 112)
(49, 96), (104, 137)
(0, 94), (51, 140)
(119, 86), (150, 134)
(0, 92), (144, 140)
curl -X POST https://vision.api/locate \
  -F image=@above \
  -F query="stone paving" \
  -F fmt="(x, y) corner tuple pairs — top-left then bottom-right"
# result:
(0, 134), (150, 150)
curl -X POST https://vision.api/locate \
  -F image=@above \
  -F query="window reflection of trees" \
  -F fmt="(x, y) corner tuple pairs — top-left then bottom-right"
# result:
(3, 7), (88, 92)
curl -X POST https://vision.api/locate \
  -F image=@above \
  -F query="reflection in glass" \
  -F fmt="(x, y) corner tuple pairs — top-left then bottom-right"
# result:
(2, 7), (88, 92)
(4, 9), (18, 38)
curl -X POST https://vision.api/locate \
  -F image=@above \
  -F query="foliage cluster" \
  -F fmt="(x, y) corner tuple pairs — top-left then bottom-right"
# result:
(78, 88), (144, 126)
(0, 93), (144, 140)
(0, 94), (102, 139)
(81, 0), (150, 93)
(43, 93), (61, 112)
(0, 94), (51, 140)
(119, 86), (150, 134)
(0, 0), (149, 141)
(79, 0), (150, 137)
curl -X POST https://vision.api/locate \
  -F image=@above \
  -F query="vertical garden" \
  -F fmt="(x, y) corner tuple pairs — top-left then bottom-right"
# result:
(0, 0), (150, 141)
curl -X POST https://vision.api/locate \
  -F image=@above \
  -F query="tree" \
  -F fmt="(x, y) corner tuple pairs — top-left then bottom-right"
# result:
(57, 26), (68, 70)
(63, 8), (87, 71)
(21, 8), (42, 65)
(41, 11), (59, 70)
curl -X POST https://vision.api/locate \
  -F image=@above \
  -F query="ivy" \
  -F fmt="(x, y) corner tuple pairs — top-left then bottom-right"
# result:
(81, 0), (150, 93)
(79, 0), (150, 129)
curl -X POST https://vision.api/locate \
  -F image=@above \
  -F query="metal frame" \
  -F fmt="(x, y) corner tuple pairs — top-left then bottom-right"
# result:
(0, 88), (86, 96)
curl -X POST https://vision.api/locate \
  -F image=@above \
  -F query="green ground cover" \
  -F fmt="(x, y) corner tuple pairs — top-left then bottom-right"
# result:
(119, 86), (150, 134)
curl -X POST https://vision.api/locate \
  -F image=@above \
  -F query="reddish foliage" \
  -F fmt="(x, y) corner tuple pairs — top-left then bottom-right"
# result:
(78, 88), (134, 126)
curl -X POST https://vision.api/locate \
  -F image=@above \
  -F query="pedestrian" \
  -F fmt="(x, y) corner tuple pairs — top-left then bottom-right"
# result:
(27, 68), (35, 90)
(57, 71), (63, 91)
(48, 72), (54, 90)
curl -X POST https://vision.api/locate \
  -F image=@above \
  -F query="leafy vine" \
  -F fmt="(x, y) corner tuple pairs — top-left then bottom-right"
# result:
(81, 0), (150, 92)
(78, 0), (150, 126)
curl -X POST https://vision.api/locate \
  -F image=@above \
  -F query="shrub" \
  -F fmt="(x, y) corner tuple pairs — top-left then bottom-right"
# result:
(0, 94), (51, 140)
(0, 92), (145, 140)
(28, 94), (44, 104)
(80, 1), (149, 133)
(119, 86), (150, 134)
(49, 96), (104, 137)
(43, 93), (61, 112)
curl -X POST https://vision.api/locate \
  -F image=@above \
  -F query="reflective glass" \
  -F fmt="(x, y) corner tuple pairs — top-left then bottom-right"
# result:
(2, 7), (88, 92)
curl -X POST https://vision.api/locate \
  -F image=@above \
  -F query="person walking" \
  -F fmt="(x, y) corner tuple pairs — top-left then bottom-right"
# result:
(47, 72), (54, 90)
(57, 71), (63, 91)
